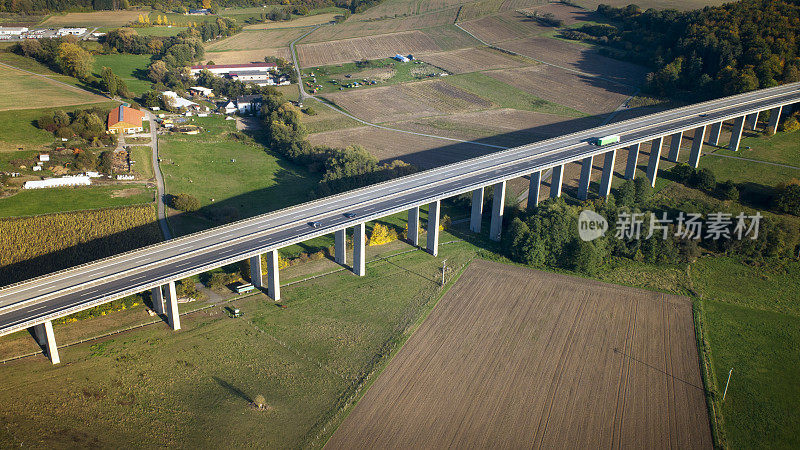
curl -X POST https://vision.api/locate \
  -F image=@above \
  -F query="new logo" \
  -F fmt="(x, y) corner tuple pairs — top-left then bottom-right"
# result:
(578, 210), (608, 241)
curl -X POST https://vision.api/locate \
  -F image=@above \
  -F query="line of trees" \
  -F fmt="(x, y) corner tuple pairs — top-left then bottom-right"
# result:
(561, 0), (800, 99)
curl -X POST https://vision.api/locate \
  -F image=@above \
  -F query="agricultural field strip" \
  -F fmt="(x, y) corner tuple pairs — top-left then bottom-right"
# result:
(0, 84), (796, 331)
(0, 61), (106, 102)
(1, 84), (794, 304)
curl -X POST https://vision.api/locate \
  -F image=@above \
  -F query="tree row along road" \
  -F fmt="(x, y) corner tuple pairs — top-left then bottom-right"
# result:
(0, 83), (797, 336)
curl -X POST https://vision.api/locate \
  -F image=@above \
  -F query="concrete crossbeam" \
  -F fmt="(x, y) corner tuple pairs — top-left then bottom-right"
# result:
(165, 280), (180, 330)
(353, 223), (366, 276)
(407, 207), (419, 246)
(668, 131), (683, 162)
(689, 125), (706, 168)
(625, 144), (640, 180)
(249, 254), (263, 288)
(646, 137), (664, 187)
(708, 121), (723, 146)
(32, 320), (59, 364)
(334, 229), (347, 265)
(527, 171), (541, 210)
(577, 156), (592, 201)
(427, 200), (440, 255)
(489, 181), (506, 241)
(767, 106), (782, 134)
(746, 111), (759, 130)
(729, 115), (746, 151)
(550, 164), (564, 198)
(470, 187), (483, 233)
(266, 249), (281, 298)
(151, 286), (165, 315)
(599, 149), (616, 198)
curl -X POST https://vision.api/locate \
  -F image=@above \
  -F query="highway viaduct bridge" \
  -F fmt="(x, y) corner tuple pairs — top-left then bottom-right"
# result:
(1, 83), (799, 364)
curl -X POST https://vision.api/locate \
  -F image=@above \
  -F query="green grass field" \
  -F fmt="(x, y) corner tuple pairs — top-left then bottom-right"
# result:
(0, 184), (154, 218)
(93, 54), (153, 97)
(0, 239), (475, 448)
(0, 101), (119, 151)
(132, 26), (187, 36)
(444, 71), (586, 117)
(130, 146), (154, 179)
(715, 130), (800, 168)
(158, 115), (320, 236)
(0, 64), (105, 111)
(301, 58), (443, 95)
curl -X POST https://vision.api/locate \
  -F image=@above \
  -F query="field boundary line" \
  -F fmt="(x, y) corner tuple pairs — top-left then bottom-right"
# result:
(0, 60), (110, 102)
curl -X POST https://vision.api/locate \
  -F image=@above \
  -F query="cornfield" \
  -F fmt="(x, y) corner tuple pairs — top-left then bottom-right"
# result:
(0, 205), (162, 286)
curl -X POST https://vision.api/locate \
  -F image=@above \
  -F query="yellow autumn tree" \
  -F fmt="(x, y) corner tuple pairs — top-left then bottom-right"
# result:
(155, 14), (163, 25)
(369, 223), (396, 246)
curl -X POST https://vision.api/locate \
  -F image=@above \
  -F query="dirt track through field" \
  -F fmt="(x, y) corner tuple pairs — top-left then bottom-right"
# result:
(325, 260), (712, 449)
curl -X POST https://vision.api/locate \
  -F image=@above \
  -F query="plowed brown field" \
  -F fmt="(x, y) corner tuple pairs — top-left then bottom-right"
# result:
(420, 47), (527, 74)
(297, 30), (442, 67)
(325, 260), (712, 449)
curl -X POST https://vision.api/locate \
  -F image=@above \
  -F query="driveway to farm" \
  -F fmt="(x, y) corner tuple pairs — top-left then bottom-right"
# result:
(144, 110), (172, 240)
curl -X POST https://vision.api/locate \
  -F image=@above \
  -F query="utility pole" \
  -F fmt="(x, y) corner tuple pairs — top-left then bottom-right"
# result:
(723, 368), (733, 401)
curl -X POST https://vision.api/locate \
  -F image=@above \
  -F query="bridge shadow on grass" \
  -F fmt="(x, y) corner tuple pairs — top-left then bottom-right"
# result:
(0, 108), (785, 289)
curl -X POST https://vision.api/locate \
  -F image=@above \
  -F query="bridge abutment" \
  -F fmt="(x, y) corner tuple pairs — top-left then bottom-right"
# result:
(490, 181), (505, 242)
(31, 320), (59, 364)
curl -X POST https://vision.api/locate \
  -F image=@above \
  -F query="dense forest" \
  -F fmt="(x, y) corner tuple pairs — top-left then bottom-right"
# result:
(562, 0), (800, 98)
(0, 0), (380, 14)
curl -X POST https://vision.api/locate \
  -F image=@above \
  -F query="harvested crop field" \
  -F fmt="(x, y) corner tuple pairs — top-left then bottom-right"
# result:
(485, 65), (634, 115)
(459, 10), (551, 43)
(203, 47), (291, 65)
(242, 13), (341, 29)
(420, 47), (528, 74)
(297, 30), (442, 67)
(308, 126), (500, 168)
(520, 3), (597, 25)
(206, 28), (309, 52)
(304, 11), (461, 42)
(0, 64), (106, 110)
(42, 10), (141, 27)
(499, 36), (649, 87)
(323, 80), (492, 123)
(326, 260), (712, 449)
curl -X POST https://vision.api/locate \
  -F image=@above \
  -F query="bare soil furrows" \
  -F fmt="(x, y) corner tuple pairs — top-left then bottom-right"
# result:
(520, 3), (597, 25)
(297, 31), (442, 67)
(204, 48), (291, 65)
(323, 80), (491, 124)
(485, 65), (634, 115)
(420, 47), (527, 74)
(499, 36), (649, 87)
(206, 28), (310, 51)
(459, 10), (550, 43)
(325, 260), (712, 449)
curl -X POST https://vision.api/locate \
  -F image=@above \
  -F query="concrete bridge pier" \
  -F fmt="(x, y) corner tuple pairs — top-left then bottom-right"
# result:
(427, 201), (440, 256)
(31, 320), (59, 364)
(250, 254), (263, 288)
(708, 121), (723, 146)
(164, 281), (180, 330)
(599, 149), (616, 198)
(729, 116), (746, 151)
(151, 286), (165, 315)
(746, 112), (759, 130)
(407, 207), (419, 246)
(577, 156), (592, 201)
(470, 187), (483, 233)
(265, 249), (281, 299)
(334, 229), (347, 265)
(490, 181), (506, 242)
(689, 125), (706, 168)
(646, 137), (664, 187)
(550, 165), (564, 198)
(353, 223), (366, 276)
(625, 144), (640, 180)
(767, 106), (782, 134)
(668, 131), (683, 162)
(527, 171), (541, 210)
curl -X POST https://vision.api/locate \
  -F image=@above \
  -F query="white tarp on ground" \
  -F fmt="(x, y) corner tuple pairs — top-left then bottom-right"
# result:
(23, 175), (91, 189)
